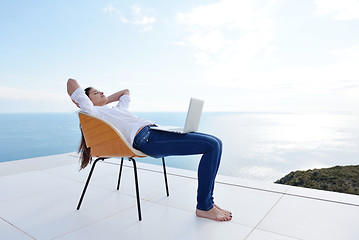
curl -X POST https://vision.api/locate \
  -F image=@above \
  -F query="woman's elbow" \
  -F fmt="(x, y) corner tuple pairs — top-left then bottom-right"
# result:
(67, 78), (80, 96)
(67, 78), (79, 87)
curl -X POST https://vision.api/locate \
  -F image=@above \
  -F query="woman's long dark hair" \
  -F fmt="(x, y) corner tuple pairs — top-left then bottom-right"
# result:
(78, 87), (93, 170)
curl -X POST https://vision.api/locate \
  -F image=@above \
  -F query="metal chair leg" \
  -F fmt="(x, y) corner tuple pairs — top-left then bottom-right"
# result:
(77, 156), (168, 222)
(162, 157), (170, 197)
(130, 157), (142, 221)
(77, 157), (105, 210)
(117, 158), (124, 190)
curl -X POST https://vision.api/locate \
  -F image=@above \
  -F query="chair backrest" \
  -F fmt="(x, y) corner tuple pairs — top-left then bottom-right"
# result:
(78, 112), (147, 158)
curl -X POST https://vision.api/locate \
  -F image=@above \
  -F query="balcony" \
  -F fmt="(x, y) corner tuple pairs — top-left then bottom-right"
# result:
(1, 153), (359, 239)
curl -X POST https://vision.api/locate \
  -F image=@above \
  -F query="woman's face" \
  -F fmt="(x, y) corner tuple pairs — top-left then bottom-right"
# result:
(88, 88), (108, 106)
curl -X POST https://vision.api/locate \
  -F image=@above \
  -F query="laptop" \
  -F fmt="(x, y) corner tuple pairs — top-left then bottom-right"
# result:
(151, 98), (204, 134)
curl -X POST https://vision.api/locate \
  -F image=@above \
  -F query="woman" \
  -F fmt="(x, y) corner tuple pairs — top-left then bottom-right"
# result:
(67, 78), (232, 221)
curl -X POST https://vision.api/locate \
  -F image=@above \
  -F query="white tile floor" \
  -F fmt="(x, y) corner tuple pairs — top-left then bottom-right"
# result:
(1, 153), (359, 240)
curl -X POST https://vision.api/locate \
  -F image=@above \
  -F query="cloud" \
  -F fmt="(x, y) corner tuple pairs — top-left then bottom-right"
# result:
(130, 4), (156, 27)
(176, 0), (279, 60)
(175, 0), (359, 96)
(188, 30), (230, 54)
(0, 86), (67, 101)
(102, 3), (156, 31)
(176, 0), (280, 84)
(176, 0), (277, 30)
(330, 44), (359, 58)
(102, 3), (121, 14)
(170, 41), (188, 46)
(314, 0), (359, 20)
(200, 54), (359, 91)
(102, 3), (129, 23)
(132, 16), (156, 26)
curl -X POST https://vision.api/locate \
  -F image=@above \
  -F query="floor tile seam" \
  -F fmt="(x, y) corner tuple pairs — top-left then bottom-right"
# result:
(1, 216), (37, 240)
(67, 153), (80, 158)
(249, 185), (304, 240)
(40, 169), (94, 184)
(12, 162), (76, 171)
(0, 164), (90, 184)
(90, 171), (175, 192)
(76, 180), (150, 200)
(282, 190), (359, 208)
(214, 181), (290, 195)
(0, 167), (49, 177)
(10, 153), (78, 165)
(11, 159), (78, 171)
(95, 186), (162, 202)
(0, 161), (77, 178)
(243, 191), (287, 240)
(0, 185), (73, 204)
(45, 168), (131, 184)
(102, 185), (176, 203)
(0, 171), (34, 178)
(250, 227), (305, 240)
(213, 180), (359, 207)
(145, 197), (196, 215)
(94, 161), (164, 179)
(0, 166), (41, 178)
(50, 202), (142, 240)
(0, 181), (110, 205)
(7, 152), (78, 163)
(0, 159), (42, 166)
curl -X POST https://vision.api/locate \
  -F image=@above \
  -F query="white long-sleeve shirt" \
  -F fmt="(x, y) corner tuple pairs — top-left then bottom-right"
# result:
(71, 87), (153, 145)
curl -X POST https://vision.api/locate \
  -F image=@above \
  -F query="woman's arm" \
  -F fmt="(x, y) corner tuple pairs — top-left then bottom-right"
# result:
(67, 78), (81, 108)
(67, 78), (81, 96)
(106, 89), (130, 104)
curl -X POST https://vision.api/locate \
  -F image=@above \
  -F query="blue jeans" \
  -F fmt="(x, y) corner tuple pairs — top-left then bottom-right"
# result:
(133, 126), (222, 211)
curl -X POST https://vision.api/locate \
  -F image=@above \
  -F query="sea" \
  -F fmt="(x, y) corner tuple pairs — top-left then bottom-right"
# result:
(1, 112), (358, 182)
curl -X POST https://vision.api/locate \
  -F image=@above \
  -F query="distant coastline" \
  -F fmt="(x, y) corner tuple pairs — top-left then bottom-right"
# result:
(275, 165), (359, 195)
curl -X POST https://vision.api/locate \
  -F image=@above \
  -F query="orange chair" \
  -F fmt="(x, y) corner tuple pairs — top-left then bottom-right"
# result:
(76, 112), (169, 221)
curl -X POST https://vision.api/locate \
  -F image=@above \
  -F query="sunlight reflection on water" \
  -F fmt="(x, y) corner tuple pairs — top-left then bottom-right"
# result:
(200, 112), (359, 182)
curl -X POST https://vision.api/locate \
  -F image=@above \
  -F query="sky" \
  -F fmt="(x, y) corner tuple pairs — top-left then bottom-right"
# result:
(0, 0), (358, 113)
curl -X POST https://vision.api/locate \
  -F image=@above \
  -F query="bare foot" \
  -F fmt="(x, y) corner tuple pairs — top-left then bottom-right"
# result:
(196, 206), (232, 221)
(213, 203), (232, 217)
